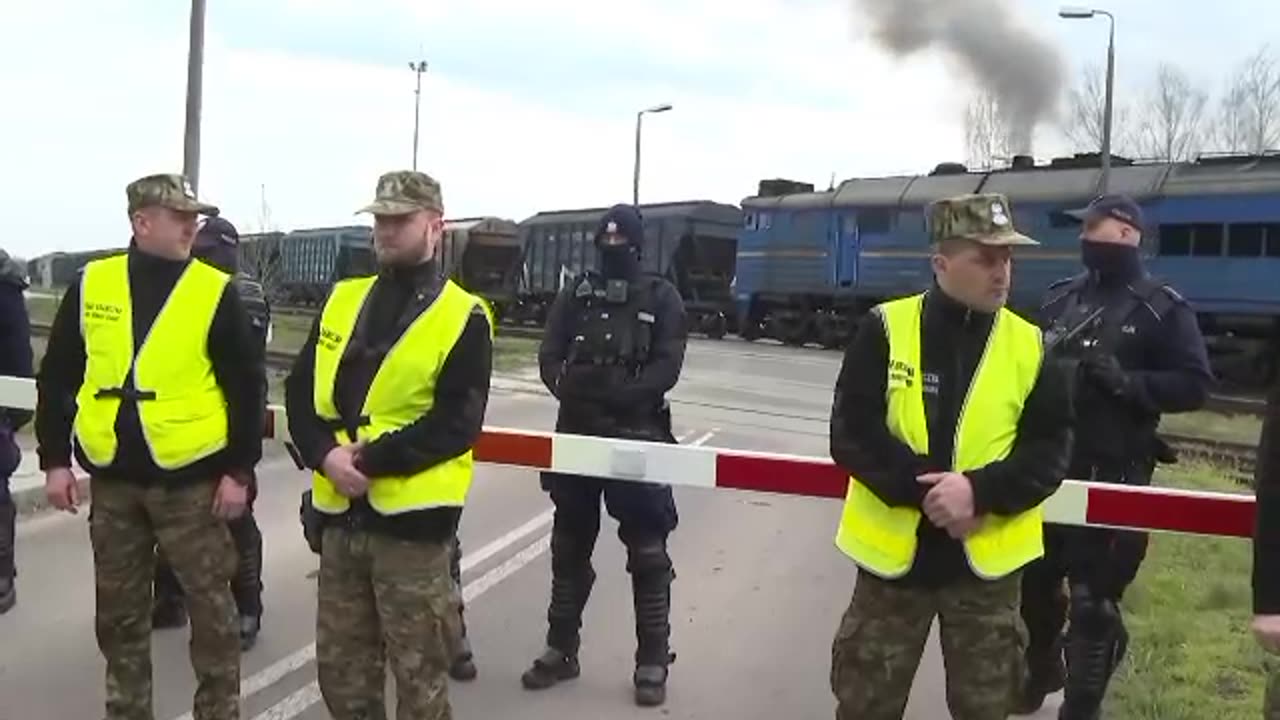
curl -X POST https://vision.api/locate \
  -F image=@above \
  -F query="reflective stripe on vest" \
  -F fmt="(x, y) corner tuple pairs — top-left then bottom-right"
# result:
(834, 293), (1045, 580)
(73, 255), (231, 470)
(310, 277), (491, 516)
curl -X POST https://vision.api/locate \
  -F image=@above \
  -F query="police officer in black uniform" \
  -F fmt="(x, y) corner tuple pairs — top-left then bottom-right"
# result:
(521, 204), (687, 707)
(0, 250), (33, 614)
(152, 216), (272, 650)
(1015, 194), (1213, 718)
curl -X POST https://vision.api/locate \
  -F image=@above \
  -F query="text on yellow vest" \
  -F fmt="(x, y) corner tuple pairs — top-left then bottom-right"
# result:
(74, 254), (231, 470)
(310, 276), (492, 515)
(834, 292), (1045, 580)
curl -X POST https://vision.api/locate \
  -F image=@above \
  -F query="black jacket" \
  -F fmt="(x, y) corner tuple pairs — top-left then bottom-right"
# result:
(35, 245), (265, 485)
(285, 262), (492, 543)
(1254, 374), (1280, 614)
(538, 272), (686, 438)
(1040, 268), (1212, 472)
(830, 287), (1074, 587)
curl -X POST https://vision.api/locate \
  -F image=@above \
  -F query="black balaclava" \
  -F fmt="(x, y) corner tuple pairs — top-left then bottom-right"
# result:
(193, 215), (240, 274)
(1081, 240), (1142, 282)
(595, 204), (644, 280)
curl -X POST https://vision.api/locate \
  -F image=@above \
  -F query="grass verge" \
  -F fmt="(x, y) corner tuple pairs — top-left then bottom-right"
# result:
(1102, 461), (1273, 719)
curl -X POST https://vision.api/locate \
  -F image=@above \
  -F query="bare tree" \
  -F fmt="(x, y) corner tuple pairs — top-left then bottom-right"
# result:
(1136, 63), (1209, 161)
(238, 232), (285, 302)
(965, 91), (1013, 169)
(1216, 45), (1280, 153)
(1061, 63), (1134, 156)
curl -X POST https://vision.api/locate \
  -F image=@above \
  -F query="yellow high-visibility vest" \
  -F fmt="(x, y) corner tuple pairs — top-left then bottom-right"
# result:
(74, 254), (231, 470)
(834, 292), (1046, 580)
(310, 276), (492, 515)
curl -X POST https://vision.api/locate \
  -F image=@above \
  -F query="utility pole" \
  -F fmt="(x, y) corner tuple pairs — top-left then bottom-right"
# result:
(1059, 6), (1117, 193)
(409, 60), (428, 171)
(183, 0), (207, 193)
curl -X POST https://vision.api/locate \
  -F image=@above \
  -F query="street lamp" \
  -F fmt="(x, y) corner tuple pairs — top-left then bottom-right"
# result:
(409, 60), (428, 171)
(633, 103), (673, 205)
(1059, 6), (1116, 194)
(183, 0), (207, 193)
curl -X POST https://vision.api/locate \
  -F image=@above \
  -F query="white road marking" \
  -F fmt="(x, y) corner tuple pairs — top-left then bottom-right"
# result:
(168, 509), (556, 720)
(688, 429), (719, 447)
(249, 683), (322, 720)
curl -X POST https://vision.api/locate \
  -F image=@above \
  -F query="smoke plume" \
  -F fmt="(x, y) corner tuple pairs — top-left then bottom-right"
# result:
(852, 0), (1065, 155)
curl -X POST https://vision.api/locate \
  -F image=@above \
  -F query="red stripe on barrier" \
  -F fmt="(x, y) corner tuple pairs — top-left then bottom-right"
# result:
(475, 430), (553, 469)
(716, 454), (848, 499)
(1085, 485), (1256, 538)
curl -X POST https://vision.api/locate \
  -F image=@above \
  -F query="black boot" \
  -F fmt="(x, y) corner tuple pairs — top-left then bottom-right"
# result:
(0, 499), (14, 615)
(449, 634), (478, 682)
(1060, 592), (1129, 719)
(1013, 633), (1066, 713)
(523, 526), (595, 691)
(239, 615), (261, 651)
(628, 538), (675, 707)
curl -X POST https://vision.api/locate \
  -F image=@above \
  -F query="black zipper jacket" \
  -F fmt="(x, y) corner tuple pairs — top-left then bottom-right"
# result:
(285, 261), (492, 543)
(35, 245), (265, 485)
(1254, 374), (1280, 614)
(829, 287), (1074, 587)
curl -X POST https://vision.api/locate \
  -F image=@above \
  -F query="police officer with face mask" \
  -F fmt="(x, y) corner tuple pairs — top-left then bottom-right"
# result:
(522, 204), (687, 707)
(1015, 194), (1213, 718)
(152, 216), (271, 651)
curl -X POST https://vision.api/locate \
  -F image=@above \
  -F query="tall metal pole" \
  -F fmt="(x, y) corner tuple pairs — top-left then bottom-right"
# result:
(183, 0), (206, 193)
(1099, 10), (1116, 194)
(409, 60), (427, 171)
(632, 111), (643, 205)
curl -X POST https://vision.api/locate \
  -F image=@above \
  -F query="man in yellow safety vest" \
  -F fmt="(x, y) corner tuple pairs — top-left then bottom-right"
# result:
(36, 173), (265, 720)
(826, 192), (1074, 719)
(284, 170), (493, 719)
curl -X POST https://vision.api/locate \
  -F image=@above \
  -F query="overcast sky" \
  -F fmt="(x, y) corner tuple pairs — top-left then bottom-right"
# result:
(2, 0), (1275, 259)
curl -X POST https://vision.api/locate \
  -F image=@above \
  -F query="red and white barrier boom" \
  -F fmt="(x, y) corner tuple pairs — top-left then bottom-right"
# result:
(0, 375), (1255, 539)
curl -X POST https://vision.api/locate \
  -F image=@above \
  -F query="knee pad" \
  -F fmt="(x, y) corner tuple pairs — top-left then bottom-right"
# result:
(625, 539), (672, 581)
(550, 526), (594, 576)
(1069, 586), (1122, 637)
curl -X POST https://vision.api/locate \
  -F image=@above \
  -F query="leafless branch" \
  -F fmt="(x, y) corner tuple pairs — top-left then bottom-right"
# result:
(1217, 44), (1280, 153)
(1060, 63), (1134, 156)
(1136, 63), (1208, 161)
(964, 91), (1013, 169)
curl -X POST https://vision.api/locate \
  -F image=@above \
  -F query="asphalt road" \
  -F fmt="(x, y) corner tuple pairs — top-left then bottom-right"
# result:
(0, 338), (1062, 719)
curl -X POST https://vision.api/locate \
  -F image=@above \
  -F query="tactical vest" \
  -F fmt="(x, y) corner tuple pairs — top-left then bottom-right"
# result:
(310, 276), (492, 516)
(74, 255), (231, 470)
(834, 293), (1046, 580)
(231, 272), (271, 350)
(566, 272), (661, 368)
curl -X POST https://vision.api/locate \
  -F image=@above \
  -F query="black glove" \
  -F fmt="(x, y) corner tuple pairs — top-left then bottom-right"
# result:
(1082, 353), (1131, 399)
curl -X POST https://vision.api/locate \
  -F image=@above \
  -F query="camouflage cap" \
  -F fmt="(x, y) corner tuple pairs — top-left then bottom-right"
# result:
(126, 173), (218, 216)
(927, 193), (1038, 246)
(357, 170), (443, 216)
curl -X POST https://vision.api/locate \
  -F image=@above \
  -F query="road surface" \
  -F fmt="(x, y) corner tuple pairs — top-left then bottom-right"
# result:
(0, 338), (1062, 719)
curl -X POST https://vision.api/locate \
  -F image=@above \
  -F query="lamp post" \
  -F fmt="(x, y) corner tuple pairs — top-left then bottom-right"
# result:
(409, 60), (428, 171)
(1059, 6), (1116, 194)
(633, 103), (673, 205)
(183, 0), (207, 193)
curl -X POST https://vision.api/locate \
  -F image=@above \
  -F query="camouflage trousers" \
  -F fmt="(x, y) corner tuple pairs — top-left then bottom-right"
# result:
(89, 477), (240, 720)
(316, 526), (454, 720)
(830, 569), (1026, 720)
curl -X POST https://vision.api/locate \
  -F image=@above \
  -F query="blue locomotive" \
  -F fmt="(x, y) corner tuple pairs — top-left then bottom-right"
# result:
(733, 152), (1280, 386)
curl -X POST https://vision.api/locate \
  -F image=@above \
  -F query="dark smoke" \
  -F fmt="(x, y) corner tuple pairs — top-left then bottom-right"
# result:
(852, 0), (1065, 154)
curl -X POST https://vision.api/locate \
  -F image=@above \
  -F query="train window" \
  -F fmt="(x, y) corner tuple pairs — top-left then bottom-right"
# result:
(1191, 223), (1224, 256)
(858, 208), (893, 234)
(1228, 224), (1266, 257)
(744, 213), (756, 230)
(758, 212), (772, 229)
(1267, 224), (1280, 257)
(1157, 224), (1192, 255)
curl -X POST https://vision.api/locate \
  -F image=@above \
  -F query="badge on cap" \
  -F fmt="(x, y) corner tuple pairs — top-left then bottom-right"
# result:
(606, 221), (618, 234)
(990, 201), (1009, 226)
(182, 179), (196, 198)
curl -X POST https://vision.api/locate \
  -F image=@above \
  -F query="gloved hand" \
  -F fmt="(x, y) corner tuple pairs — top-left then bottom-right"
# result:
(299, 490), (325, 555)
(557, 366), (615, 402)
(1081, 353), (1131, 399)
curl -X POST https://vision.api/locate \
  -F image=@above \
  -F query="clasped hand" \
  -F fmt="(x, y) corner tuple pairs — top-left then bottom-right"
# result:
(323, 442), (369, 499)
(917, 471), (981, 539)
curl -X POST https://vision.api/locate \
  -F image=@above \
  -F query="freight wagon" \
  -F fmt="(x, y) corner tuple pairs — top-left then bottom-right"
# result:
(272, 225), (375, 306)
(514, 201), (742, 338)
(439, 217), (522, 322)
(734, 151), (1280, 386)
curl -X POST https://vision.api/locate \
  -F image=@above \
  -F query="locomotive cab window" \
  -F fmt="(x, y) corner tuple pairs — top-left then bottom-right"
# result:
(857, 208), (893, 234)
(1191, 223), (1224, 256)
(1157, 224), (1192, 255)
(1228, 224), (1266, 257)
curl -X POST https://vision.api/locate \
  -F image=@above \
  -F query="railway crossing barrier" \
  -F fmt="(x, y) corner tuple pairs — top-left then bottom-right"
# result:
(0, 374), (1257, 540)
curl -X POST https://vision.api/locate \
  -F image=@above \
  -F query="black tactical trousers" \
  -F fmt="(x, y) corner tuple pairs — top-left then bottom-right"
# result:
(540, 472), (679, 665)
(156, 491), (263, 618)
(0, 474), (14, 580)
